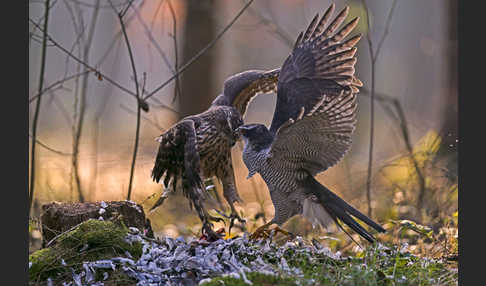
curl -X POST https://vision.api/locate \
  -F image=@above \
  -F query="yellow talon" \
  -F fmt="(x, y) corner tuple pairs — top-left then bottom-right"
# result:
(250, 223), (294, 240)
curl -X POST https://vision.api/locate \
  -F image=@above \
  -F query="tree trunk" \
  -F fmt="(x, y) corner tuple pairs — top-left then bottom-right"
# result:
(178, 0), (216, 118)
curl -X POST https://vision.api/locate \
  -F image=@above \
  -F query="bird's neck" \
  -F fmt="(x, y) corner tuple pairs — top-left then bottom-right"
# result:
(242, 141), (269, 178)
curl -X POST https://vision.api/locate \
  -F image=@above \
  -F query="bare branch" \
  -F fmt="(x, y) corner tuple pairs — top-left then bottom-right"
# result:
(29, 134), (72, 156)
(361, 0), (397, 217)
(29, 0), (51, 215)
(143, 0), (256, 101)
(245, 3), (294, 47)
(65, 0), (131, 9)
(360, 88), (426, 220)
(167, 0), (181, 103)
(29, 70), (90, 104)
(71, 0), (101, 203)
(120, 104), (166, 131)
(108, 0), (142, 201)
(95, 2), (142, 67)
(373, 0), (398, 61)
(131, 4), (176, 76)
(89, 39), (124, 201)
(28, 18), (138, 100)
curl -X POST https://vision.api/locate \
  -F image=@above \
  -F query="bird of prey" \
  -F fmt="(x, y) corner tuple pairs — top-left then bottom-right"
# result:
(237, 4), (386, 243)
(150, 59), (281, 239)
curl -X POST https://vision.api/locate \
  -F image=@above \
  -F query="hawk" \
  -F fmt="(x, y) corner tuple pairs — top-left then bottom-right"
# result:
(151, 61), (280, 240)
(237, 4), (386, 243)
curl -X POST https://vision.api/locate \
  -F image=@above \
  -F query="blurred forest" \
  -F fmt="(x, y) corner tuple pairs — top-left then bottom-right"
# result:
(29, 0), (458, 259)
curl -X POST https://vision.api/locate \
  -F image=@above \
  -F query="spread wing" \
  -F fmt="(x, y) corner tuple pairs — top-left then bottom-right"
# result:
(268, 89), (357, 177)
(211, 69), (279, 117)
(151, 119), (205, 210)
(269, 3), (362, 134)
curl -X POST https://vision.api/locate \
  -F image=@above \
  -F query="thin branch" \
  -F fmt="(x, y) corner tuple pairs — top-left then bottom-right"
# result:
(52, 93), (73, 126)
(29, 0), (51, 215)
(29, 70), (90, 103)
(65, 0), (83, 203)
(89, 39), (123, 201)
(120, 104), (165, 131)
(361, 0), (397, 217)
(119, 0), (135, 18)
(373, 0), (398, 60)
(28, 18), (138, 100)
(143, 0), (256, 101)
(360, 87), (426, 219)
(245, 3), (294, 47)
(29, 134), (72, 156)
(72, 0), (101, 202)
(109, 0), (141, 201)
(131, 3), (178, 80)
(146, 96), (179, 114)
(167, 0), (181, 103)
(95, 2), (141, 67)
(65, 0), (131, 9)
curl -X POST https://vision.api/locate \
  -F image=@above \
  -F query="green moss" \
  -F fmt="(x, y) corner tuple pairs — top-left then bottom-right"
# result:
(200, 272), (299, 286)
(29, 219), (142, 285)
(29, 248), (59, 281)
(202, 243), (456, 286)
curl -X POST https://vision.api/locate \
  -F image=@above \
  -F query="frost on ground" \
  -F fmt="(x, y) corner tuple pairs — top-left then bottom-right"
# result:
(58, 230), (338, 286)
(29, 220), (457, 286)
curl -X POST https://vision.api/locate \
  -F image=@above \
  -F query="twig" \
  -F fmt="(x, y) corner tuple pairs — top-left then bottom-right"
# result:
(29, 134), (72, 156)
(244, 3), (294, 47)
(89, 39), (123, 200)
(143, 0), (255, 101)
(95, 1), (142, 67)
(64, 0), (84, 203)
(29, 0), (51, 215)
(360, 88), (426, 219)
(146, 96), (179, 114)
(52, 93), (73, 126)
(28, 18), (138, 100)
(120, 103), (165, 131)
(29, 71), (90, 103)
(361, 0), (397, 217)
(167, 0), (181, 103)
(132, 4), (175, 76)
(108, 0), (141, 201)
(72, 0), (101, 203)
(65, 0), (131, 9)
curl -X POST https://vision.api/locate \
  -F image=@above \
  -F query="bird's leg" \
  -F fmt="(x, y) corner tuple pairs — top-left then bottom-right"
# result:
(269, 225), (295, 239)
(228, 202), (246, 235)
(250, 221), (273, 240)
(220, 163), (246, 235)
(199, 209), (224, 242)
(250, 222), (295, 240)
(201, 220), (223, 242)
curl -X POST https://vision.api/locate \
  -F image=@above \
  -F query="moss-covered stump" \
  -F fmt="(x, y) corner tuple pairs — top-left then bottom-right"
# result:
(41, 201), (153, 245)
(29, 219), (143, 285)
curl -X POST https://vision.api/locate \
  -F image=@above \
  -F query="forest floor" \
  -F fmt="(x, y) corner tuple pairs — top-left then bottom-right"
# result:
(28, 218), (457, 286)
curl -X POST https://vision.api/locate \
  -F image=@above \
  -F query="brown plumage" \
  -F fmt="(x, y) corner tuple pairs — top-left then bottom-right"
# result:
(151, 3), (370, 242)
(151, 68), (280, 240)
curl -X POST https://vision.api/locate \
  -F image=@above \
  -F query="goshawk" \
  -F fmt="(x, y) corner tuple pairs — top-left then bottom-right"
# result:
(237, 4), (386, 243)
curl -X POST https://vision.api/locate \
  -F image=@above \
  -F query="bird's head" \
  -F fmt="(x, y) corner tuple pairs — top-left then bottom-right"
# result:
(237, 124), (273, 152)
(237, 124), (273, 179)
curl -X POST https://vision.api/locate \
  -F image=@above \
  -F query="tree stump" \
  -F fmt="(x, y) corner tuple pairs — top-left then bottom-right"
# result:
(41, 201), (154, 246)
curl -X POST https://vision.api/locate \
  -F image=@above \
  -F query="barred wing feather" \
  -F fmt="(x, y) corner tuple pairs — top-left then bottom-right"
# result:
(268, 90), (357, 176)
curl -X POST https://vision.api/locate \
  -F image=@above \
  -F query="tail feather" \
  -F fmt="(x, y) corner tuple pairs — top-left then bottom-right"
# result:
(303, 177), (385, 243)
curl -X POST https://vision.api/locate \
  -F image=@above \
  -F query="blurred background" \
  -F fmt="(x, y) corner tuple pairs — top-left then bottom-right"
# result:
(29, 0), (457, 256)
